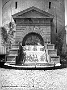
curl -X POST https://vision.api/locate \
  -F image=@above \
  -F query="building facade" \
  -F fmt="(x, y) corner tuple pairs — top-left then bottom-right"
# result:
(0, 0), (65, 66)
(2, 0), (65, 46)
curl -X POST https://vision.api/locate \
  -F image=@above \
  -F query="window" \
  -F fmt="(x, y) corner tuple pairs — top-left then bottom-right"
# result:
(49, 2), (51, 9)
(15, 2), (17, 9)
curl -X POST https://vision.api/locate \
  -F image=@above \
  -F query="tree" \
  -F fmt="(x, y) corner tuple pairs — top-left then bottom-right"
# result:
(1, 22), (16, 50)
(55, 27), (66, 56)
(1, 27), (8, 45)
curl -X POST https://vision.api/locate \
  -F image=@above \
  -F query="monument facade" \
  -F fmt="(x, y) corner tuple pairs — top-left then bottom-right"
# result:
(2, 0), (65, 66)
(2, 0), (65, 44)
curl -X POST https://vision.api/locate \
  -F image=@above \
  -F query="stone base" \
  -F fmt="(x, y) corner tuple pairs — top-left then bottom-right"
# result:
(4, 62), (61, 68)
(5, 44), (61, 67)
(50, 56), (60, 64)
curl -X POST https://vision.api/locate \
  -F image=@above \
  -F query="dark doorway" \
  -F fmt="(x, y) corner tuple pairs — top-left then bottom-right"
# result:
(22, 32), (44, 46)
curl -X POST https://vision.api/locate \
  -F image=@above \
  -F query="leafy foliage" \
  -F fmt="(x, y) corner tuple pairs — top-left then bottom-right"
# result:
(55, 34), (63, 55)
(55, 28), (66, 55)
(54, 28), (67, 65)
(1, 27), (8, 44)
(1, 22), (15, 50)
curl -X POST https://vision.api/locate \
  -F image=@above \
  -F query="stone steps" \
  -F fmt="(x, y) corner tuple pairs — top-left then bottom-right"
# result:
(6, 44), (19, 65)
(24, 62), (54, 66)
(46, 49), (57, 56)
(9, 49), (18, 54)
(6, 55), (17, 65)
(46, 44), (55, 50)
(5, 43), (60, 67)
(11, 44), (19, 49)
(4, 63), (57, 68)
(6, 60), (16, 65)
(50, 56), (60, 64)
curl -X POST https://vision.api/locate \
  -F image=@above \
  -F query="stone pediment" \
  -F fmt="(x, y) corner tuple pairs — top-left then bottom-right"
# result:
(12, 6), (54, 19)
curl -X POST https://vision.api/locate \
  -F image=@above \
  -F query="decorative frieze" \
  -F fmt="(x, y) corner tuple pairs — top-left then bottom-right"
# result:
(16, 18), (51, 25)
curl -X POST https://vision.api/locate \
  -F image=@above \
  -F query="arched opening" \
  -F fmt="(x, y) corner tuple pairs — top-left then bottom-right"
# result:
(22, 32), (44, 46)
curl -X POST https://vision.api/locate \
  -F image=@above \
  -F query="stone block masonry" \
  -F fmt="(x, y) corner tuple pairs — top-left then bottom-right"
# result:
(16, 25), (51, 44)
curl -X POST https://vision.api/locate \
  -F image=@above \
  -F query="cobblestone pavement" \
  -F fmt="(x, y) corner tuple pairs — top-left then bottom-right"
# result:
(0, 67), (67, 90)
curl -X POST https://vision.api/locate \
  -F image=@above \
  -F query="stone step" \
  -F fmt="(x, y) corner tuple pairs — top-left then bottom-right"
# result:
(24, 62), (54, 66)
(12, 43), (19, 45)
(10, 48), (19, 50)
(4, 63), (56, 68)
(6, 54), (18, 62)
(6, 60), (16, 65)
(46, 44), (55, 50)
(6, 54), (17, 65)
(50, 56), (60, 64)
(6, 60), (15, 63)
(46, 49), (57, 56)
(9, 50), (18, 54)
(6, 56), (16, 61)
(11, 44), (19, 49)
(8, 54), (18, 56)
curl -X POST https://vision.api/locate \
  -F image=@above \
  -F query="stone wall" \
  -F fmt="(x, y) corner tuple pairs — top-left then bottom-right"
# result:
(15, 17), (51, 44)
(16, 25), (51, 44)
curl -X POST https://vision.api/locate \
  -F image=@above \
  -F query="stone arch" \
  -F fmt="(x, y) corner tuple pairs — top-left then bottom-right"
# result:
(22, 32), (44, 46)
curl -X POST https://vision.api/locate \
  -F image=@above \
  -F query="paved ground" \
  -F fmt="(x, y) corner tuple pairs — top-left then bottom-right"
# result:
(0, 67), (67, 90)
